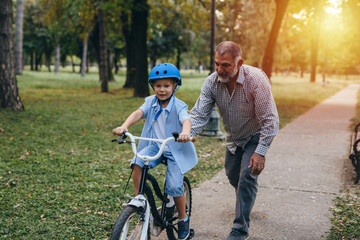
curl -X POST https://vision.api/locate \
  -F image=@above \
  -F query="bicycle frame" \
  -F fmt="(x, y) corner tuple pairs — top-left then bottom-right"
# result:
(118, 132), (180, 239)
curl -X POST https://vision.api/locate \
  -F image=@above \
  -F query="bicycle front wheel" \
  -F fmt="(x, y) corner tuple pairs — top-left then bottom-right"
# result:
(166, 176), (192, 240)
(110, 206), (150, 240)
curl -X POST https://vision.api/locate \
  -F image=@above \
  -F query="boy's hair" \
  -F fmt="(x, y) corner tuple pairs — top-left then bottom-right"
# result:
(150, 78), (177, 85)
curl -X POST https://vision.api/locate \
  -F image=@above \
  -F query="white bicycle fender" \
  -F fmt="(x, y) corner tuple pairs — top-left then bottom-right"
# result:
(141, 205), (150, 240)
(127, 195), (147, 208)
(126, 195), (150, 240)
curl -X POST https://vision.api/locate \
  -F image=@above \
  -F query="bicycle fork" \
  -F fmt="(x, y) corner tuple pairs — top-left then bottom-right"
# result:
(124, 166), (151, 240)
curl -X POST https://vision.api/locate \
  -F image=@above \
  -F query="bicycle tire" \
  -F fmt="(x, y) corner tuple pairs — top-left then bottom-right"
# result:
(110, 206), (150, 240)
(166, 176), (192, 240)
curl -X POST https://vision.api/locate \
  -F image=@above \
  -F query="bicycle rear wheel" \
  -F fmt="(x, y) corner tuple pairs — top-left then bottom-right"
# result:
(166, 176), (192, 240)
(110, 206), (150, 240)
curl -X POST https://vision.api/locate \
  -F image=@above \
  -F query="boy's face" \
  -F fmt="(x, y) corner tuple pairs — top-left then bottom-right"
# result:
(152, 78), (176, 101)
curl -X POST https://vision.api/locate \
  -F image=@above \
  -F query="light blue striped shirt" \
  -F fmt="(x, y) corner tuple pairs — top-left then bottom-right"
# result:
(190, 65), (279, 156)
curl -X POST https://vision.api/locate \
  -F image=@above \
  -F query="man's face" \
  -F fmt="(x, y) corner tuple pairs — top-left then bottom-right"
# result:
(215, 52), (241, 83)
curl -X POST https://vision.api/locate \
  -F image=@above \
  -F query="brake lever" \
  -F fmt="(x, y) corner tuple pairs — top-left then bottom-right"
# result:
(112, 132), (128, 144)
(111, 139), (125, 144)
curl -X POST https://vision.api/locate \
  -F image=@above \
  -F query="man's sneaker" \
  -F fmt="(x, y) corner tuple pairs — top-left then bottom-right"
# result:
(226, 228), (249, 240)
(178, 218), (190, 240)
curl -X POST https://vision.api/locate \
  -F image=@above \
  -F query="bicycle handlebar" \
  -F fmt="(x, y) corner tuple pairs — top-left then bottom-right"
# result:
(112, 132), (195, 161)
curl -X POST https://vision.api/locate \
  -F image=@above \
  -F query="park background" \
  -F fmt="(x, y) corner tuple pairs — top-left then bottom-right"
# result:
(1, 0), (359, 239)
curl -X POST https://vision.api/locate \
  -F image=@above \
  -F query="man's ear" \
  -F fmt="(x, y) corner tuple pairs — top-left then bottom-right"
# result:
(237, 58), (244, 69)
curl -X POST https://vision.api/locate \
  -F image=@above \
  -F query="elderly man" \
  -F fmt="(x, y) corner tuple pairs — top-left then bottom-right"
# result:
(190, 41), (279, 240)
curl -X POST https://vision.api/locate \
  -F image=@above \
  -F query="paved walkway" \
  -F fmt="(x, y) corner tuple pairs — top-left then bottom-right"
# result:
(180, 84), (359, 240)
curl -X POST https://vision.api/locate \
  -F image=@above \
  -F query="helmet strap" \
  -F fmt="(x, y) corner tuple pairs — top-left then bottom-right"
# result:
(154, 96), (171, 120)
(154, 101), (163, 120)
(173, 82), (180, 93)
(154, 81), (178, 120)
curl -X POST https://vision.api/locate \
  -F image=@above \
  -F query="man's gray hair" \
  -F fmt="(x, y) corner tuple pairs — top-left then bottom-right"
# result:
(215, 41), (242, 62)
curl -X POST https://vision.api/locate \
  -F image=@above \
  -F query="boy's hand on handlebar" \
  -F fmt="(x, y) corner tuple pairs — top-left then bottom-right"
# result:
(112, 126), (127, 136)
(177, 132), (191, 142)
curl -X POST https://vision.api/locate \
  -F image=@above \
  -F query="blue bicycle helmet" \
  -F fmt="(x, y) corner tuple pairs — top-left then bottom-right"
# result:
(148, 63), (182, 92)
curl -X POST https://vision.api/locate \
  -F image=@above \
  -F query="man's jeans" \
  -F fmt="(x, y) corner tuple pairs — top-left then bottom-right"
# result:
(225, 134), (259, 234)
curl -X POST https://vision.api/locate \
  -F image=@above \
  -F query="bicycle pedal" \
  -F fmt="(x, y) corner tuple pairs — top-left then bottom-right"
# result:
(187, 229), (195, 239)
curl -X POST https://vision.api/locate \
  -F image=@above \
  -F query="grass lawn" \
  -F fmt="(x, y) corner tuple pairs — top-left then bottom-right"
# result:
(0, 69), (356, 239)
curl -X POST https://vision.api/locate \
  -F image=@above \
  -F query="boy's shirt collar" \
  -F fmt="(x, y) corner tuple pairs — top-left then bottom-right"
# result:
(151, 95), (174, 113)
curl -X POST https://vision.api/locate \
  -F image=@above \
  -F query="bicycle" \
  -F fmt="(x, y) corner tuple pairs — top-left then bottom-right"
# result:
(110, 131), (195, 240)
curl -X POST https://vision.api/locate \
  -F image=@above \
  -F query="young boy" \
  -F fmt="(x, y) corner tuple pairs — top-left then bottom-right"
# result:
(112, 63), (198, 240)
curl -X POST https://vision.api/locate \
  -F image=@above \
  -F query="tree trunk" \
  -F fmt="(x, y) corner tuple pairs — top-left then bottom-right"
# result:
(122, 10), (136, 88)
(300, 64), (304, 78)
(70, 54), (75, 73)
(86, 53), (89, 73)
(114, 49), (120, 74)
(30, 51), (34, 70)
(54, 44), (60, 74)
(107, 49), (114, 81)
(81, 33), (88, 78)
(261, 0), (289, 79)
(209, 0), (215, 74)
(15, 0), (23, 75)
(176, 47), (181, 70)
(35, 52), (42, 71)
(46, 52), (51, 72)
(310, 1), (321, 83)
(132, 0), (149, 97)
(150, 57), (156, 69)
(0, 0), (24, 111)
(98, 5), (108, 92)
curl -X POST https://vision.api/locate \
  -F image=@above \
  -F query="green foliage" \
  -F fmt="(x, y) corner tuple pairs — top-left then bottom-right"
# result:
(23, 1), (54, 63)
(327, 86), (360, 239)
(0, 70), (354, 239)
(328, 190), (360, 239)
(148, 0), (208, 67)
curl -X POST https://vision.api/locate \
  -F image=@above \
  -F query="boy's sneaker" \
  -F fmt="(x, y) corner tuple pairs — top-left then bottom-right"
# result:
(178, 218), (190, 240)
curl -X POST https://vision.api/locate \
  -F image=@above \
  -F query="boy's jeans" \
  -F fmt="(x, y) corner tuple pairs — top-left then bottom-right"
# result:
(225, 134), (259, 234)
(131, 143), (185, 197)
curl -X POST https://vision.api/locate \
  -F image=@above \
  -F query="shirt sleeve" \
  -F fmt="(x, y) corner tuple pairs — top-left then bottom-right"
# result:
(189, 76), (216, 136)
(253, 71), (279, 156)
(178, 104), (190, 123)
(139, 96), (152, 119)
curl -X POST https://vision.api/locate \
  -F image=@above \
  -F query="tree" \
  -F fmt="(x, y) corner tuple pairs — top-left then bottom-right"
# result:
(309, 0), (323, 82)
(148, 0), (207, 70)
(132, 0), (149, 97)
(15, 0), (24, 75)
(214, 0), (274, 66)
(121, 4), (135, 88)
(0, 0), (24, 111)
(98, 2), (108, 93)
(262, 0), (290, 79)
(119, 0), (149, 96)
(43, 0), (69, 74)
(340, 0), (360, 75)
(22, 1), (54, 72)
(75, 0), (96, 77)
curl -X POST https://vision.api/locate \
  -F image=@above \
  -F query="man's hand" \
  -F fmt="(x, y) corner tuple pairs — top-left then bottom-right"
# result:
(248, 153), (265, 176)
